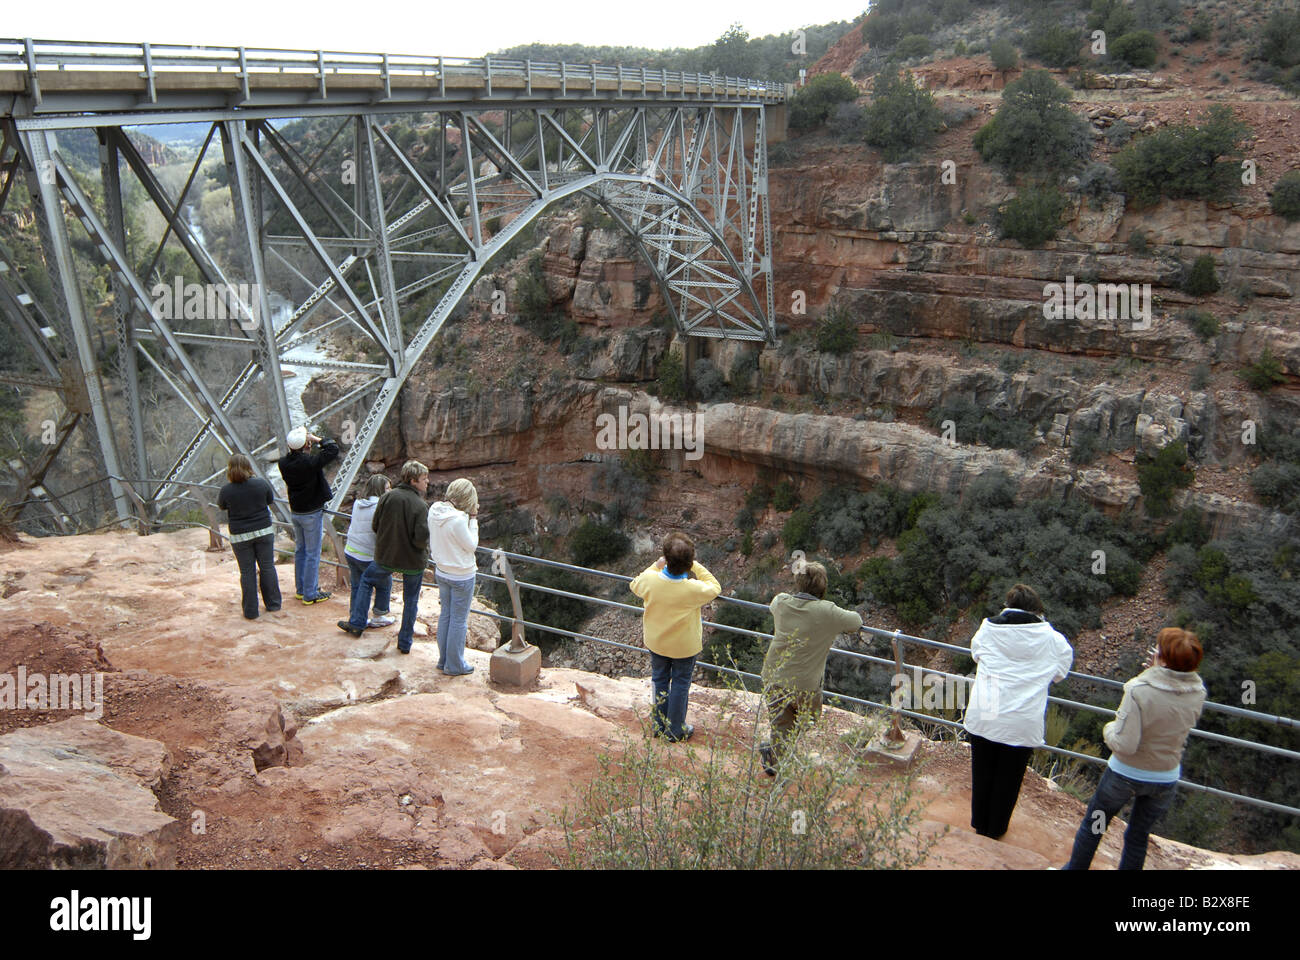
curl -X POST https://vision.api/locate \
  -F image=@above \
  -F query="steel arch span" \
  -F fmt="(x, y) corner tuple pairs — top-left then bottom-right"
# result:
(0, 41), (785, 527)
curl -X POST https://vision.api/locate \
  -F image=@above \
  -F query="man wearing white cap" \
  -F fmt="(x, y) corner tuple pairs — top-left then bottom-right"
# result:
(278, 425), (340, 604)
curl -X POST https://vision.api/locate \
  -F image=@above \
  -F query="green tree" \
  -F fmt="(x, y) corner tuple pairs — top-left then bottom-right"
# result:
(1113, 106), (1251, 208)
(973, 69), (1090, 176)
(1137, 440), (1194, 517)
(1271, 170), (1300, 220)
(1023, 22), (1083, 68)
(990, 38), (1019, 71)
(569, 518), (630, 567)
(862, 66), (943, 162)
(788, 72), (858, 130)
(1237, 348), (1288, 392)
(1181, 254), (1219, 296)
(816, 308), (857, 354)
(707, 23), (752, 77)
(996, 184), (1067, 248)
(1110, 30), (1158, 68)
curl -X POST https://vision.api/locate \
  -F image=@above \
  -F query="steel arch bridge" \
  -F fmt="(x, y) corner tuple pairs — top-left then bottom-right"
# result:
(0, 39), (787, 530)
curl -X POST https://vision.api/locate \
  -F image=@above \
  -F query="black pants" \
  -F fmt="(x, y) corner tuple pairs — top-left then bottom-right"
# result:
(968, 732), (1034, 838)
(232, 534), (281, 619)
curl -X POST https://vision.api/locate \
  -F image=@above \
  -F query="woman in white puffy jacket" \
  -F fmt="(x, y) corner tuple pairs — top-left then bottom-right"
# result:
(962, 583), (1074, 840)
(427, 478), (479, 675)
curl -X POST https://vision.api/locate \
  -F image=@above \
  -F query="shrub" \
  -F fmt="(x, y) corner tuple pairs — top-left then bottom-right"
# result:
(1126, 228), (1150, 254)
(788, 72), (859, 131)
(781, 506), (816, 550)
(1069, 429), (1102, 465)
(894, 34), (933, 60)
(862, 66), (943, 162)
(1237, 348), (1287, 392)
(1257, 7), (1300, 70)
(929, 396), (1037, 451)
(1252, 463), (1300, 515)
(1077, 162), (1120, 206)
(828, 102), (867, 141)
(1110, 30), (1159, 68)
(990, 38), (1019, 71)
(817, 508), (867, 555)
(1112, 105), (1251, 208)
(569, 518), (630, 567)
(1136, 440), (1194, 517)
(996, 184), (1067, 248)
(1182, 309), (1219, 340)
(1023, 22), (1083, 68)
(816, 308), (857, 354)
(1086, 0), (1136, 39)
(940, 0), (971, 26)
(1270, 170), (1300, 221)
(1189, 363), (1210, 390)
(973, 69), (1090, 176)
(557, 702), (933, 869)
(772, 478), (800, 511)
(656, 350), (686, 400)
(692, 358), (726, 401)
(728, 350), (759, 395)
(1181, 255), (1220, 296)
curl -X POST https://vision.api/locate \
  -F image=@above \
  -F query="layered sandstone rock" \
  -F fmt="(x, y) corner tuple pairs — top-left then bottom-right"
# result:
(0, 717), (180, 868)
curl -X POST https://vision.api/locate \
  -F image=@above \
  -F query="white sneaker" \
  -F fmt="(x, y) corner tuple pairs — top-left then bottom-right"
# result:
(368, 614), (397, 628)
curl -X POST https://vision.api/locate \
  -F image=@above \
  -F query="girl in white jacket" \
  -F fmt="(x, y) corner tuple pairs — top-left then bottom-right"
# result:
(428, 478), (479, 675)
(963, 583), (1074, 839)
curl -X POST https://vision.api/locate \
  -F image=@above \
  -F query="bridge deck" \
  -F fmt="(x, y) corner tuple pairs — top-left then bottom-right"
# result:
(1, 38), (789, 121)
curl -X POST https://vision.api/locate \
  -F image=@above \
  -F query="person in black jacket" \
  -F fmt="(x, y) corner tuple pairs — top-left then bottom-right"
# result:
(358, 459), (430, 654)
(278, 425), (339, 604)
(217, 453), (281, 619)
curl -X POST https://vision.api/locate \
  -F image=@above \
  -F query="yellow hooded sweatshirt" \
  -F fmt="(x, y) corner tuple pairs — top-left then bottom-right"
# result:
(629, 560), (722, 659)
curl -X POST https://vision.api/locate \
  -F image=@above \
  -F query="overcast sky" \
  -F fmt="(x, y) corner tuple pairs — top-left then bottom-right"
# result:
(10, 0), (866, 59)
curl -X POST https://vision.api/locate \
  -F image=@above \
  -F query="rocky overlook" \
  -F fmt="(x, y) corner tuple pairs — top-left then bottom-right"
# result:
(1, 528), (1295, 870)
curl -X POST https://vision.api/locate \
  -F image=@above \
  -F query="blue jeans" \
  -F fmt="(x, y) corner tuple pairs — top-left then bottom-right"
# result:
(1064, 767), (1178, 870)
(346, 554), (391, 620)
(393, 570), (424, 652)
(650, 652), (697, 740)
(347, 558), (394, 630)
(436, 573), (476, 673)
(290, 509), (325, 600)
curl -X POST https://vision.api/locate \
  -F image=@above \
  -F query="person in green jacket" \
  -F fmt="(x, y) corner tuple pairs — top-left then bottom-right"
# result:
(760, 560), (863, 775)
(368, 460), (431, 655)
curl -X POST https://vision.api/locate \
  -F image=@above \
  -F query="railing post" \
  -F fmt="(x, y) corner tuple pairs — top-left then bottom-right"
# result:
(888, 634), (907, 745)
(23, 38), (42, 106)
(190, 490), (226, 552)
(488, 548), (541, 686)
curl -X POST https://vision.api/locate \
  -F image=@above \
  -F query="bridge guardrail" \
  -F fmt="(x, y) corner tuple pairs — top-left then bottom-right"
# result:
(0, 38), (789, 105)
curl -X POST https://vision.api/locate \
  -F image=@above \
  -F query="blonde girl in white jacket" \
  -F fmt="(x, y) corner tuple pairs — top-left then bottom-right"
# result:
(428, 478), (479, 675)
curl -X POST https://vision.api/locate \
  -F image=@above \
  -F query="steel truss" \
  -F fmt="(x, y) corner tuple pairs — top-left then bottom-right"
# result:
(0, 42), (781, 522)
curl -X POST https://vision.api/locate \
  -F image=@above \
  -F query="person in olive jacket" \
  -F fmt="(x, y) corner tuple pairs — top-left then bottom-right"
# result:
(760, 560), (863, 775)
(361, 460), (431, 654)
(277, 425), (339, 604)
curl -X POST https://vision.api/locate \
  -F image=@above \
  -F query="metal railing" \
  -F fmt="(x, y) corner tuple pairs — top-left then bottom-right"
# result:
(0, 38), (790, 105)
(15, 473), (1300, 819)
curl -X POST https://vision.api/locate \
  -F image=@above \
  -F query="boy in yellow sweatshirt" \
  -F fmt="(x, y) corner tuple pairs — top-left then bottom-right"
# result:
(629, 532), (722, 742)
